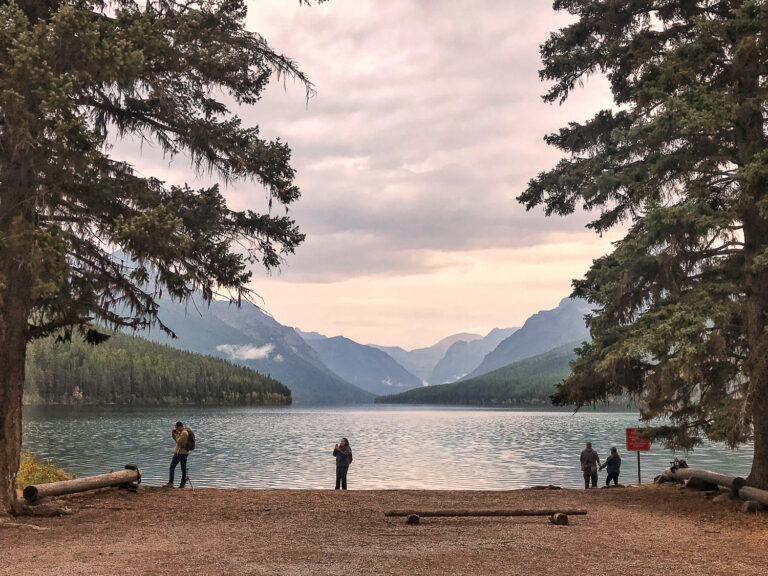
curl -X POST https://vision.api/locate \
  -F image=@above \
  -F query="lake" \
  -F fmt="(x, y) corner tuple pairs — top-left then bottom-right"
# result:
(22, 405), (754, 490)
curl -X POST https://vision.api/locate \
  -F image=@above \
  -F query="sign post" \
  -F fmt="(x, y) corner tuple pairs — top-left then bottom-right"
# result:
(625, 428), (650, 484)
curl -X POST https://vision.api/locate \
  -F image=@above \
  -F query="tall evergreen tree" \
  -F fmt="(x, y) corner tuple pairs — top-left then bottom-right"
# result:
(520, 1), (768, 487)
(0, 0), (323, 514)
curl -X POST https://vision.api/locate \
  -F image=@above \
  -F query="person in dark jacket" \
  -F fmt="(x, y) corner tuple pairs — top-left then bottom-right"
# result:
(600, 447), (622, 486)
(333, 437), (353, 490)
(580, 441), (601, 489)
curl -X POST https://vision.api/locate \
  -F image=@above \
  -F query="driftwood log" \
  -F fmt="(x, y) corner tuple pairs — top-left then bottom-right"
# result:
(661, 467), (746, 491)
(385, 509), (587, 518)
(662, 467), (768, 508)
(549, 513), (569, 525)
(23, 468), (141, 503)
(738, 486), (768, 508)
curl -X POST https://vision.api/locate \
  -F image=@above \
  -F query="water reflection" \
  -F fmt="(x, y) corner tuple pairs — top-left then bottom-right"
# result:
(22, 405), (754, 490)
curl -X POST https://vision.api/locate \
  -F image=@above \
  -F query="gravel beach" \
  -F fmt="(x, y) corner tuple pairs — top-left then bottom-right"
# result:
(1, 484), (767, 575)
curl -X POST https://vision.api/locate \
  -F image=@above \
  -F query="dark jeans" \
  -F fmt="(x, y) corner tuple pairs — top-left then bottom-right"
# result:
(335, 465), (349, 490)
(606, 471), (619, 486)
(583, 465), (597, 489)
(169, 453), (188, 486)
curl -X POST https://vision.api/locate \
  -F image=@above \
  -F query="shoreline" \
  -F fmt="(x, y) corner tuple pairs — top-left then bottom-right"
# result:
(2, 484), (766, 575)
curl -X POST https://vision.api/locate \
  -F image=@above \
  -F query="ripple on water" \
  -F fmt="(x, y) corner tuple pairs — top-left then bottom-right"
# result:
(21, 405), (754, 490)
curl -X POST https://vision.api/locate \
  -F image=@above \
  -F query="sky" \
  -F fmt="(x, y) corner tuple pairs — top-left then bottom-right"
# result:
(128, 0), (621, 349)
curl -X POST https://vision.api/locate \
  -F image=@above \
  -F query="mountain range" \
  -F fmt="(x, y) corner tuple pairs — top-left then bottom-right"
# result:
(464, 297), (591, 379)
(297, 331), (423, 396)
(376, 341), (579, 406)
(371, 333), (482, 382)
(140, 296), (374, 404)
(134, 289), (590, 406)
(428, 327), (519, 384)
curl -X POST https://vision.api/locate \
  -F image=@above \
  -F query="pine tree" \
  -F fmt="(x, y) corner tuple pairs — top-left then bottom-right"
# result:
(0, 0), (324, 514)
(520, 1), (768, 488)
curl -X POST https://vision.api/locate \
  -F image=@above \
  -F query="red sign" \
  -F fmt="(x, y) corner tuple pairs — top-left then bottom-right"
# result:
(626, 428), (650, 451)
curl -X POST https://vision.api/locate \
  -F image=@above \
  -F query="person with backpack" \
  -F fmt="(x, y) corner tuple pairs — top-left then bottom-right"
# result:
(164, 421), (194, 488)
(333, 437), (353, 490)
(580, 441), (601, 489)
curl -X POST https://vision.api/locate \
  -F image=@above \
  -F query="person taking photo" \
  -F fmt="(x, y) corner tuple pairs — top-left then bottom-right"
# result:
(164, 421), (191, 488)
(333, 438), (353, 490)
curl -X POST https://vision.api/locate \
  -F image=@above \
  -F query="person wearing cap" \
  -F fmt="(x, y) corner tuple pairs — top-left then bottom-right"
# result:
(164, 421), (190, 488)
(580, 441), (601, 489)
(600, 447), (622, 486)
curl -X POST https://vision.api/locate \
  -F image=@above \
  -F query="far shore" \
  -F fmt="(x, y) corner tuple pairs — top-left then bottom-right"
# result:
(2, 484), (766, 575)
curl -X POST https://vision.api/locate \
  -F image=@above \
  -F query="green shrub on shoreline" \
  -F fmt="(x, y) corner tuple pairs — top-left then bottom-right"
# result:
(16, 450), (73, 489)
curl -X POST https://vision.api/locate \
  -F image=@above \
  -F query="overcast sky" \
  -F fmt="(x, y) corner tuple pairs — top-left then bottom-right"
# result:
(130, 0), (620, 349)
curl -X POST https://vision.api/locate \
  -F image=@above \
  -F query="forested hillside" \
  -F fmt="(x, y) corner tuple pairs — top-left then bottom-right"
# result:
(376, 342), (579, 406)
(142, 294), (374, 404)
(24, 333), (292, 406)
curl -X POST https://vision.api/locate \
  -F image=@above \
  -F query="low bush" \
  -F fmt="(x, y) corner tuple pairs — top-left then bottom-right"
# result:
(16, 450), (73, 489)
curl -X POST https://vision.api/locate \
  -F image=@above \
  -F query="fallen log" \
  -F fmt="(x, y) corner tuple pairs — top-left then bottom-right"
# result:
(742, 500), (761, 513)
(0, 523), (49, 531)
(384, 509), (587, 517)
(549, 513), (569, 526)
(662, 467), (768, 508)
(738, 486), (768, 509)
(661, 468), (746, 491)
(23, 467), (141, 503)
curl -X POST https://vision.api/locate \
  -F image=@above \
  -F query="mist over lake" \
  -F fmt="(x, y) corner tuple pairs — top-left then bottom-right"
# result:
(23, 406), (753, 490)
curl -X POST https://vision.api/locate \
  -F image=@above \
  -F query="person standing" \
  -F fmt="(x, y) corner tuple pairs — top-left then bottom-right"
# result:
(580, 441), (601, 489)
(333, 438), (353, 490)
(164, 421), (190, 488)
(600, 447), (622, 486)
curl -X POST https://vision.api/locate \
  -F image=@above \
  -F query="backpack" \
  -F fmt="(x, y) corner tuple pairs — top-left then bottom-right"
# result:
(185, 428), (196, 451)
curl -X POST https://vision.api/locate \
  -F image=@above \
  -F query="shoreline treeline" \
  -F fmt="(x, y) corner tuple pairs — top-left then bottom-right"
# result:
(24, 332), (291, 407)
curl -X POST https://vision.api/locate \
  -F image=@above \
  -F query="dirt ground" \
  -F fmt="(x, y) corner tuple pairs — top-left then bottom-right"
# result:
(1, 484), (767, 576)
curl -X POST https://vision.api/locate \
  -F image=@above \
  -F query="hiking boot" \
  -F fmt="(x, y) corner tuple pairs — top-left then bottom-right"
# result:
(178, 483), (187, 489)
(162, 482), (174, 488)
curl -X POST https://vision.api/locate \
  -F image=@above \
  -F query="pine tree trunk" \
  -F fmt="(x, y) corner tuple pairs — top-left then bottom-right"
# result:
(0, 216), (36, 516)
(741, 226), (768, 490)
(0, 255), (33, 516)
(735, 32), (768, 492)
(0, 322), (26, 516)
(740, 202), (768, 492)
(747, 388), (768, 489)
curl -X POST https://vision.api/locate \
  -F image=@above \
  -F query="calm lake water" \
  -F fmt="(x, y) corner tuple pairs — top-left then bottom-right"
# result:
(22, 405), (754, 490)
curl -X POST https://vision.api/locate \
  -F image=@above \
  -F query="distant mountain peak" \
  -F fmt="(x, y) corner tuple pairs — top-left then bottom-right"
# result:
(464, 298), (590, 380)
(294, 328), (328, 340)
(303, 335), (423, 396)
(369, 332), (482, 381)
(427, 332), (483, 352)
(428, 327), (519, 384)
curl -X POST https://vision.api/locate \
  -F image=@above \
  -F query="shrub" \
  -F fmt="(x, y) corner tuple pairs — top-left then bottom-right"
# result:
(16, 450), (73, 489)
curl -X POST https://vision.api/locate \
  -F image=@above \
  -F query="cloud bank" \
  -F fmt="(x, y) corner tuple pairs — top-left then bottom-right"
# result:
(216, 344), (276, 361)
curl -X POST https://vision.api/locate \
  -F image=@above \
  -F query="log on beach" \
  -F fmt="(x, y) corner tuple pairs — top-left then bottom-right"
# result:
(23, 468), (142, 503)
(662, 468), (747, 492)
(662, 467), (768, 508)
(385, 509), (587, 518)
(738, 487), (768, 509)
